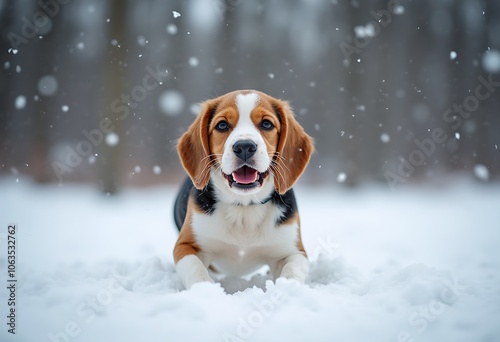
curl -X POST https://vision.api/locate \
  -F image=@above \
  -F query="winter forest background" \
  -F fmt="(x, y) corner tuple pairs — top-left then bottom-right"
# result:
(1, 2), (500, 341)
(1, 0), (499, 191)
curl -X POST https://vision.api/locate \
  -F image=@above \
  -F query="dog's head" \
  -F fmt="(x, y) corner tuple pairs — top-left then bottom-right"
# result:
(177, 90), (313, 197)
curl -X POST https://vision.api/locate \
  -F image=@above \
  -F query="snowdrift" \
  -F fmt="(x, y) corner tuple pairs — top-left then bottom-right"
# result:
(0, 178), (499, 342)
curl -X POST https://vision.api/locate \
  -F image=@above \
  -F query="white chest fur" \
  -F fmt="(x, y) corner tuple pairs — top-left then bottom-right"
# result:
(191, 202), (300, 276)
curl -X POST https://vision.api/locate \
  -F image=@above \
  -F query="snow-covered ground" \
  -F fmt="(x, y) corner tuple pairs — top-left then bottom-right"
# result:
(0, 177), (499, 342)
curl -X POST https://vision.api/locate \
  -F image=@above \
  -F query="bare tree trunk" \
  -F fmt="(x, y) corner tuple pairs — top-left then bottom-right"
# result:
(340, 2), (363, 187)
(0, 1), (16, 170)
(99, 0), (128, 194)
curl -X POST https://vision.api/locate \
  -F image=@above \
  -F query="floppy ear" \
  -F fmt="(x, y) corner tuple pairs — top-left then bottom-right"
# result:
(177, 99), (218, 189)
(272, 100), (314, 194)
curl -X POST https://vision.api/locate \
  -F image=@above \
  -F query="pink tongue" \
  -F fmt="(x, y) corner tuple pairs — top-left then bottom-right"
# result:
(232, 166), (258, 184)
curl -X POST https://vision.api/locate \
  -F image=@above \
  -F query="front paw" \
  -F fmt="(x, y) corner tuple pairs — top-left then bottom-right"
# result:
(176, 254), (215, 289)
(185, 272), (215, 289)
(278, 254), (309, 283)
(280, 264), (307, 283)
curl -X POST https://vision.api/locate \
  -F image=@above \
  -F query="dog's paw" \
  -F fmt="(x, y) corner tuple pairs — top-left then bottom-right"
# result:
(280, 264), (307, 283)
(176, 254), (215, 290)
(278, 254), (309, 283)
(184, 272), (215, 290)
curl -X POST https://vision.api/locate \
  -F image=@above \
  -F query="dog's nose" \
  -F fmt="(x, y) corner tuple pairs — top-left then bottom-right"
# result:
(233, 140), (257, 161)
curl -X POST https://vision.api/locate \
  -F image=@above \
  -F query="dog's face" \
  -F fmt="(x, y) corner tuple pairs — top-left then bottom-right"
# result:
(211, 92), (280, 196)
(178, 90), (313, 197)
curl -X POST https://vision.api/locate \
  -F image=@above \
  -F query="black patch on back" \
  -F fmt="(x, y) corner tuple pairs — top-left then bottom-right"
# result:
(173, 177), (217, 231)
(192, 181), (217, 216)
(271, 188), (297, 225)
(173, 177), (193, 231)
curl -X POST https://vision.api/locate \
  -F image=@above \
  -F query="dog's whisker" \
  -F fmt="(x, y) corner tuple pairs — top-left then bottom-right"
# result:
(196, 160), (219, 184)
(268, 153), (291, 173)
(270, 158), (290, 176)
(199, 154), (223, 164)
(269, 162), (286, 183)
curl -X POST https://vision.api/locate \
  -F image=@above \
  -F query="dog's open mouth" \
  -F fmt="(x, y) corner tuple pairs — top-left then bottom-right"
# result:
(223, 166), (269, 189)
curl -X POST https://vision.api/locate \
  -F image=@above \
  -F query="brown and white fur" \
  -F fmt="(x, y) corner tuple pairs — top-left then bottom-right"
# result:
(173, 90), (314, 289)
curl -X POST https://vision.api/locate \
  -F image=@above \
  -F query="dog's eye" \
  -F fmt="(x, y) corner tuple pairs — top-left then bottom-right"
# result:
(260, 119), (274, 131)
(215, 121), (229, 132)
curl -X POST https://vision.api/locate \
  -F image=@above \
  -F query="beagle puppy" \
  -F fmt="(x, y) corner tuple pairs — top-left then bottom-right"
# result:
(173, 90), (314, 289)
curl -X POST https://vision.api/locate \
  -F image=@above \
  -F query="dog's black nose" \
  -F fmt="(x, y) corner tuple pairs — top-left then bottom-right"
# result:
(233, 140), (257, 161)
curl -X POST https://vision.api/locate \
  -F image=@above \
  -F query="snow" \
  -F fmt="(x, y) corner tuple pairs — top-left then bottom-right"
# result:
(61, 105), (69, 112)
(158, 90), (185, 116)
(166, 24), (178, 35)
(380, 133), (391, 143)
(336, 172), (347, 183)
(449, 51), (457, 60)
(172, 11), (181, 19)
(354, 23), (375, 38)
(105, 132), (119, 146)
(188, 57), (199, 67)
(14, 95), (26, 109)
(189, 103), (201, 115)
(393, 5), (405, 15)
(153, 165), (162, 175)
(455, 132), (460, 140)
(0, 179), (499, 342)
(137, 35), (147, 47)
(482, 49), (500, 73)
(473, 164), (489, 181)
(37, 75), (58, 96)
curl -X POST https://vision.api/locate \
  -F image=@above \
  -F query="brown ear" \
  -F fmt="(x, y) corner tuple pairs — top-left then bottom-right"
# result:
(177, 99), (218, 189)
(272, 100), (314, 194)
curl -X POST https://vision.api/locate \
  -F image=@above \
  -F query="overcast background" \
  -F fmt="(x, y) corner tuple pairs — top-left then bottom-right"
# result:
(1, 0), (499, 193)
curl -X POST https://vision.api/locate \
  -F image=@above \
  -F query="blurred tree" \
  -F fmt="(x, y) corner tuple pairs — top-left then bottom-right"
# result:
(0, 0), (499, 186)
(30, 0), (67, 183)
(340, 1), (363, 187)
(99, 0), (128, 194)
(0, 1), (15, 167)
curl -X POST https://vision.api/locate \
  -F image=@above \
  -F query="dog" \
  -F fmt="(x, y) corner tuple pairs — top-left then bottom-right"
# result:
(173, 90), (313, 289)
